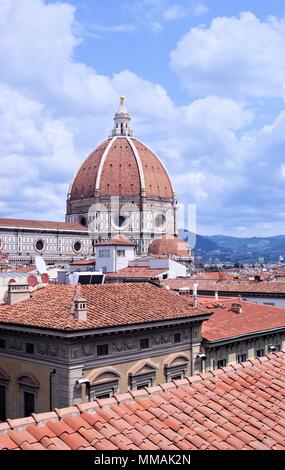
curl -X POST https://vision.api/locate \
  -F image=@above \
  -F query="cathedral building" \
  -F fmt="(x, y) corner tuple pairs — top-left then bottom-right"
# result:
(66, 97), (178, 254)
(0, 98), (179, 261)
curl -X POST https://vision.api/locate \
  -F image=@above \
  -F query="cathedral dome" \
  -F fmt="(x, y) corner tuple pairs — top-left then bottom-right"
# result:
(68, 98), (174, 201)
(148, 234), (190, 258)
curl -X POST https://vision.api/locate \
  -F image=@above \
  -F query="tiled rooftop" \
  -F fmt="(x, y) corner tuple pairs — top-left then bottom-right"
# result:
(69, 259), (96, 266)
(95, 234), (135, 246)
(201, 298), (285, 342)
(106, 266), (167, 279)
(161, 278), (285, 295)
(0, 352), (284, 450)
(0, 283), (208, 331)
(0, 218), (87, 232)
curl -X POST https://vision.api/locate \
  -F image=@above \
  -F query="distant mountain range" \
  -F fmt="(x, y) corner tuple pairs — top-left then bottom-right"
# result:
(179, 230), (285, 262)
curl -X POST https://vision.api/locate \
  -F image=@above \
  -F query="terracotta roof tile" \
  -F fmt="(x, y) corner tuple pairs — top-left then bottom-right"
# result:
(201, 298), (285, 342)
(69, 137), (174, 201)
(1, 352), (285, 451)
(0, 435), (19, 450)
(0, 218), (87, 232)
(106, 266), (167, 279)
(61, 432), (90, 450)
(162, 278), (285, 296)
(0, 283), (208, 331)
(46, 421), (74, 437)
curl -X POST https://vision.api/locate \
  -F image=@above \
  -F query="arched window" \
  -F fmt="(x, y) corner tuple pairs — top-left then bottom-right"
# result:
(120, 122), (124, 135)
(164, 354), (189, 382)
(17, 374), (39, 417)
(128, 361), (158, 390)
(88, 368), (121, 400)
(80, 216), (87, 227)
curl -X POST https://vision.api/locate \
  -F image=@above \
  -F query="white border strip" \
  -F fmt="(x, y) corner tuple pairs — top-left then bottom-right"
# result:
(126, 137), (146, 193)
(95, 137), (117, 191)
(132, 138), (175, 197)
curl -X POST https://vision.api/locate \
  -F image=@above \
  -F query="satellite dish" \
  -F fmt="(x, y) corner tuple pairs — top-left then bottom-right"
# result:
(35, 256), (47, 274)
(41, 273), (49, 284)
(28, 275), (38, 287)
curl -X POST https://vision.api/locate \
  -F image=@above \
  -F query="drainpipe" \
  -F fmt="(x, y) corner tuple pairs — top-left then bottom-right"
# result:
(49, 369), (56, 411)
(189, 325), (193, 376)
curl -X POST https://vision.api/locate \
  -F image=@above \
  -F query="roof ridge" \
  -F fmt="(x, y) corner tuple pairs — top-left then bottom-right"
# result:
(63, 285), (78, 328)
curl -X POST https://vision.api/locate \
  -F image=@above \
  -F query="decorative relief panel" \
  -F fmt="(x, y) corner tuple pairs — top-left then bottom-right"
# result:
(82, 344), (95, 357)
(112, 339), (138, 352)
(7, 338), (23, 351)
(152, 334), (171, 345)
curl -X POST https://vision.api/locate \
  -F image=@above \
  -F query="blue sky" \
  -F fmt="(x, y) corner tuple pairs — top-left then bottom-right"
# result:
(1, 0), (285, 236)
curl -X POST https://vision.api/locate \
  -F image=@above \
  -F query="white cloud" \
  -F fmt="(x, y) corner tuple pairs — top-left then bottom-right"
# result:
(128, 0), (208, 30)
(91, 24), (135, 33)
(191, 2), (208, 17)
(1, 0), (285, 237)
(170, 12), (285, 98)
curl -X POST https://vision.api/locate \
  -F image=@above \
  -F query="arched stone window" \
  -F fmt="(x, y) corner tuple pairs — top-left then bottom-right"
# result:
(16, 373), (40, 417)
(88, 368), (121, 400)
(80, 216), (87, 227)
(128, 360), (158, 390)
(164, 354), (190, 382)
(0, 368), (10, 422)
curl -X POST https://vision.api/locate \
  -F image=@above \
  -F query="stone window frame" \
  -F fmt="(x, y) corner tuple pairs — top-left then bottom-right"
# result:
(256, 348), (264, 358)
(88, 369), (121, 400)
(140, 338), (149, 350)
(217, 358), (227, 369)
(237, 353), (247, 364)
(164, 354), (189, 383)
(97, 344), (109, 357)
(128, 361), (158, 391)
(129, 372), (155, 390)
(26, 343), (34, 354)
(0, 367), (11, 422)
(173, 332), (181, 344)
(16, 373), (40, 418)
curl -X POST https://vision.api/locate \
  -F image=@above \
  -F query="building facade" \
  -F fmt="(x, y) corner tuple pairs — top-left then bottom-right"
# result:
(0, 219), (91, 264)
(0, 283), (209, 420)
(201, 298), (285, 372)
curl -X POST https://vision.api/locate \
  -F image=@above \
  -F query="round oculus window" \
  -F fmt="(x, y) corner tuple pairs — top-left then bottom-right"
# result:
(73, 241), (82, 253)
(35, 239), (45, 253)
(112, 214), (128, 230)
(155, 214), (166, 230)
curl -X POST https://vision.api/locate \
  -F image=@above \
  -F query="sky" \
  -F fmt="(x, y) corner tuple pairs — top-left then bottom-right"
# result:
(1, 0), (285, 237)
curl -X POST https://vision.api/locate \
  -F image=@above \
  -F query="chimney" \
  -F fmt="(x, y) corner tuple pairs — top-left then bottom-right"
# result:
(231, 303), (242, 314)
(7, 284), (31, 305)
(215, 290), (219, 301)
(192, 283), (199, 307)
(74, 298), (88, 321)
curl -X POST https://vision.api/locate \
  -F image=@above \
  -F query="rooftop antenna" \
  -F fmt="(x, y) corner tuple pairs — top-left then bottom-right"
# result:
(35, 255), (47, 275)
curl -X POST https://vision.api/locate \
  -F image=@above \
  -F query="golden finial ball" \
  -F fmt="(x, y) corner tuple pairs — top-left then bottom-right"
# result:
(120, 95), (125, 102)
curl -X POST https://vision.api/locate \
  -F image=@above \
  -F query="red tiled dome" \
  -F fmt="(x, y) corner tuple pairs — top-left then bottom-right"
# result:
(148, 234), (190, 257)
(69, 137), (174, 200)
